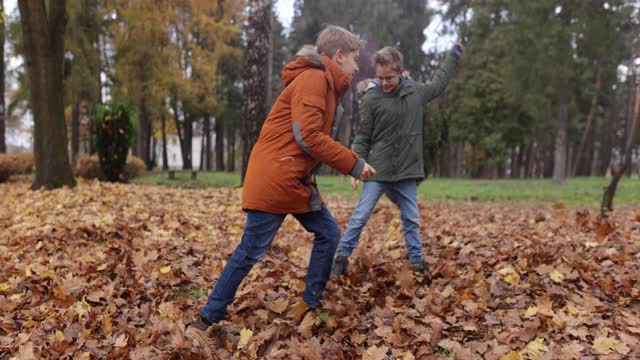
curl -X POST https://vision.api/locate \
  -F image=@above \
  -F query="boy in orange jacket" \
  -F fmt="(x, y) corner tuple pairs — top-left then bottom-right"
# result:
(186, 25), (376, 353)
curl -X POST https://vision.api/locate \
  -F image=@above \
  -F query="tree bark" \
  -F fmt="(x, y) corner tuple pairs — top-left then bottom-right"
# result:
(19, 0), (76, 189)
(552, 93), (569, 184)
(0, 0), (6, 154)
(183, 113), (193, 170)
(227, 124), (235, 172)
(624, 36), (636, 177)
(215, 117), (225, 171)
(170, 93), (187, 168)
(455, 142), (464, 177)
(71, 102), (80, 163)
(241, 0), (272, 182)
(602, 79), (640, 215)
(161, 108), (168, 170)
(138, 104), (152, 170)
(204, 114), (212, 171)
(572, 68), (602, 176)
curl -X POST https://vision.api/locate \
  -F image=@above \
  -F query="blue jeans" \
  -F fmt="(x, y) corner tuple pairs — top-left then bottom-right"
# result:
(199, 204), (340, 324)
(336, 180), (424, 263)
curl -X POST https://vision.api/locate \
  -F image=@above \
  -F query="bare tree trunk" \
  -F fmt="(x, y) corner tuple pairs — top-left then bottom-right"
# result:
(553, 93), (569, 184)
(199, 127), (205, 171)
(138, 104), (152, 170)
(524, 142), (535, 178)
(0, 0), (5, 154)
(241, 0), (272, 182)
(624, 36), (636, 177)
(183, 113), (193, 170)
(455, 142), (464, 177)
(170, 93), (186, 168)
(572, 68), (602, 176)
(19, 0), (76, 189)
(509, 147), (517, 178)
(227, 124), (235, 172)
(71, 102), (80, 164)
(602, 79), (640, 215)
(204, 114), (212, 170)
(215, 117), (225, 171)
(161, 108), (168, 170)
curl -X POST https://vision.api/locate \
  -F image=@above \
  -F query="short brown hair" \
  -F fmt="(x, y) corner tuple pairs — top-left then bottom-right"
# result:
(316, 25), (364, 57)
(373, 47), (404, 71)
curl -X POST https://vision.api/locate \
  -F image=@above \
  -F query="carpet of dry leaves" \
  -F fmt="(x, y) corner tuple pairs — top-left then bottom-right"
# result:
(1, 178), (639, 359)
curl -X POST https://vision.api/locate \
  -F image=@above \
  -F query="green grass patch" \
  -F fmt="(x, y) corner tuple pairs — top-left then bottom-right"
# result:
(133, 171), (639, 206)
(173, 285), (207, 301)
(132, 171), (240, 189)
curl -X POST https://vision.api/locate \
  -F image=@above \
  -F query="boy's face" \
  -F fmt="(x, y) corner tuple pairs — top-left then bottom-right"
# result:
(375, 64), (402, 93)
(333, 49), (360, 78)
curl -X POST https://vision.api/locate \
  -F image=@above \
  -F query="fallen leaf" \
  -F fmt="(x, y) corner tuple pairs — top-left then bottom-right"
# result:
(238, 328), (253, 348)
(520, 338), (548, 358)
(524, 306), (538, 318)
(592, 336), (618, 355)
(363, 345), (389, 360)
(114, 333), (128, 348)
(266, 298), (288, 314)
(497, 267), (521, 286)
(549, 270), (564, 283)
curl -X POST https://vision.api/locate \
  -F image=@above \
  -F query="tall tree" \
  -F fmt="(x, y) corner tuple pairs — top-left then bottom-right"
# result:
(241, 0), (272, 181)
(18, 0), (76, 189)
(66, 0), (102, 163)
(0, 0), (5, 154)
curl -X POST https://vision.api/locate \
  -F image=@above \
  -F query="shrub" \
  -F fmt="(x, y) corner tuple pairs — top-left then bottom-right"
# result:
(0, 154), (16, 182)
(123, 156), (146, 180)
(95, 101), (136, 182)
(75, 154), (103, 180)
(10, 153), (35, 174)
(75, 154), (145, 181)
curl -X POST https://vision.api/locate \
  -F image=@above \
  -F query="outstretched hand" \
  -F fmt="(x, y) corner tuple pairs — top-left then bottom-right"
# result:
(352, 162), (376, 190)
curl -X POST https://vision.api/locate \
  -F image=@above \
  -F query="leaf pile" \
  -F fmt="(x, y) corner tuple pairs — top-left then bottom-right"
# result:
(1, 179), (639, 359)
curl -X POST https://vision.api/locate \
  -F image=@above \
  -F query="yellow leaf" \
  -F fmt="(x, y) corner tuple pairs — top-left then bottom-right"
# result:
(159, 265), (172, 274)
(48, 330), (65, 342)
(499, 351), (520, 360)
(524, 306), (539, 318)
(593, 336), (619, 355)
(520, 338), (549, 357)
(266, 298), (289, 314)
(549, 270), (564, 283)
(497, 267), (521, 285)
(238, 328), (253, 348)
(74, 300), (90, 318)
(0, 282), (12, 294)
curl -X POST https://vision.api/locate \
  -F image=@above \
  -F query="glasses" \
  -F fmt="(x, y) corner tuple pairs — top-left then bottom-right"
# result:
(377, 74), (400, 83)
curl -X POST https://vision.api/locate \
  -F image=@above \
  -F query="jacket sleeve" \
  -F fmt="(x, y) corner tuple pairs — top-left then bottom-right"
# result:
(290, 70), (364, 177)
(419, 50), (460, 104)
(351, 93), (374, 160)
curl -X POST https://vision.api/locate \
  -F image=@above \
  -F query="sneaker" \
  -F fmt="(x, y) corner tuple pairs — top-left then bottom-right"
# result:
(330, 255), (349, 278)
(185, 317), (215, 359)
(410, 260), (432, 276)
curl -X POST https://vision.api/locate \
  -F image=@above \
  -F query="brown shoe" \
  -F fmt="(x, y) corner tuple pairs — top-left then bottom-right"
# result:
(185, 318), (215, 359)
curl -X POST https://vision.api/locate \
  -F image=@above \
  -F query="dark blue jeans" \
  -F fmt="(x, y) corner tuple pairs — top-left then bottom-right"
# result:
(199, 204), (341, 324)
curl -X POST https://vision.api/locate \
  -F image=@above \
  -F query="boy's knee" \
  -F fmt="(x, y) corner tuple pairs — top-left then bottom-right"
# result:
(327, 222), (341, 245)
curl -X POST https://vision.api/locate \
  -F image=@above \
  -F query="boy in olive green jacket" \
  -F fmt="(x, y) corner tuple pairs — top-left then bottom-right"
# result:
(331, 44), (462, 279)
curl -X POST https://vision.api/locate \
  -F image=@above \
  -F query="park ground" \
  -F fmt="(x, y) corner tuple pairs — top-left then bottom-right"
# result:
(0, 175), (639, 359)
